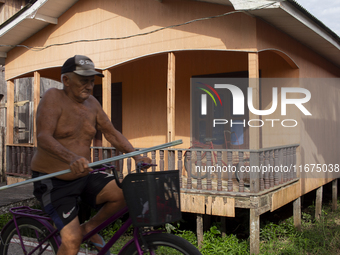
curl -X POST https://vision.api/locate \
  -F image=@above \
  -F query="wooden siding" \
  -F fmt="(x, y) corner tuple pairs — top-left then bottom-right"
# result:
(0, 0), (27, 24)
(256, 19), (340, 78)
(5, 0), (257, 80)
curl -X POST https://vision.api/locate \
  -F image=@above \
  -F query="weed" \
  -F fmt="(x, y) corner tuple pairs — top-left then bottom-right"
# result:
(0, 213), (12, 230)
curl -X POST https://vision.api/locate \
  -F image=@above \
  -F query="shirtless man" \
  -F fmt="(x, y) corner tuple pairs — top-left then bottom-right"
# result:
(31, 55), (150, 255)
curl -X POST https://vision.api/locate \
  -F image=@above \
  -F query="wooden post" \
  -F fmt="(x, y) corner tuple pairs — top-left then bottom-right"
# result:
(14, 81), (19, 143)
(332, 179), (337, 211)
(248, 52), (260, 150)
(315, 186), (323, 220)
(6, 80), (14, 145)
(102, 70), (112, 147)
(221, 216), (226, 237)
(33, 72), (41, 147)
(248, 52), (260, 193)
(167, 52), (175, 143)
(293, 197), (301, 231)
(197, 214), (203, 248)
(0, 127), (4, 182)
(250, 208), (259, 255)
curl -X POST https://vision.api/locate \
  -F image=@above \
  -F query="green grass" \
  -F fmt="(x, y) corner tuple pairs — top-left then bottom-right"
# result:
(259, 201), (340, 255)
(0, 212), (12, 230)
(162, 200), (340, 255)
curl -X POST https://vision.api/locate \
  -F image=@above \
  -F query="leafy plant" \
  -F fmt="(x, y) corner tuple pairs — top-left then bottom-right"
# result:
(0, 213), (12, 230)
(200, 226), (248, 255)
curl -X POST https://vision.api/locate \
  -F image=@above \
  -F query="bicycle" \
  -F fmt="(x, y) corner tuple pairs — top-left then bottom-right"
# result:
(0, 162), (202, 255)
(184, 131), (250, 187)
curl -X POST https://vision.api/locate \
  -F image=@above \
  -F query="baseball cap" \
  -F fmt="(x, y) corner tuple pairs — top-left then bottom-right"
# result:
(61, 55), (104, 77)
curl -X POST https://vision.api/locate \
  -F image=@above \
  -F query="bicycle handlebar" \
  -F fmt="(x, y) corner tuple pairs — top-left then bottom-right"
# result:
(96, 162), (157, 189)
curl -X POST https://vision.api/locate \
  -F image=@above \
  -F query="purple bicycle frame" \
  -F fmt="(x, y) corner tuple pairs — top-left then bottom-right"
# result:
(7, 206), (161, 255)
(8, 206), (61, 255)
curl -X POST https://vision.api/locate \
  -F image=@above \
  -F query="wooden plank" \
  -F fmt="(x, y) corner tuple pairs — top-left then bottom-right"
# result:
(293, 197), (301, 231)
(180, 193), (235, 216)
(235, 198), (251, 208)
(0, 127), (4, 182)
(206, 196), (235, 217)
(271, 181), (300, 211)
(221, 217), (226, 237)
(255, 204), (270, 216)
(332, 179), (337, 211)
(6, 80), (14, 145)
(14, 81), (19, 143)
(197, 214), (203, 248)
(167, 52), (175, 144)
(33, 72), (40, 146)
(102, 70), (112, 147)
(180, 194), (205, 214)
(248, 53), (260, 151)
(250, 208), (260, 255)
(315, 185), (323, 220)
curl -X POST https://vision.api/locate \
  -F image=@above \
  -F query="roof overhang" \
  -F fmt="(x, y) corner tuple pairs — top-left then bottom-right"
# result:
(0, 0), (78, 65)
(199, 0), (340, 68)
(0, 0), (340, 68)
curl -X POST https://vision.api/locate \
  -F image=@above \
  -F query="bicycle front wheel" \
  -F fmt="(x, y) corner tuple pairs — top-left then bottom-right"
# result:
(0, 217), (59, 255)
(121, 233), (202, 255)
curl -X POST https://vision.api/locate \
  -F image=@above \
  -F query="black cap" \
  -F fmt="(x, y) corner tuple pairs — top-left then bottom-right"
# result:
(61, 55), (104, 77)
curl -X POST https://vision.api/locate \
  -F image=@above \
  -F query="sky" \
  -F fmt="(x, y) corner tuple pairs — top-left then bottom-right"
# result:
(294, 0), (340, 37)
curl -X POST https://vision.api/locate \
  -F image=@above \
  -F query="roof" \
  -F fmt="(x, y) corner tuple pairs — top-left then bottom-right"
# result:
(0, 0), (339, 68)
(0, 0), (78, 65)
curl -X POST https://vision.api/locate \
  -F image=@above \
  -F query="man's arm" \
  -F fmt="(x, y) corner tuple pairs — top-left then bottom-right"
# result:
(36, 89), (89, 175)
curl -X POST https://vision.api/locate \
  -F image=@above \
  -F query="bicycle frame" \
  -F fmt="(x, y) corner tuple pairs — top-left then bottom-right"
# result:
(5, 205), (160, 255)
(2, 207), (60, 255)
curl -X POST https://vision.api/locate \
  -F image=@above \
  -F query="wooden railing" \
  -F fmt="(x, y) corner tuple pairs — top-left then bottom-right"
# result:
(6, 144), (35, 177)
(6, 144), (299, 194)
(91, 144), (299, 194)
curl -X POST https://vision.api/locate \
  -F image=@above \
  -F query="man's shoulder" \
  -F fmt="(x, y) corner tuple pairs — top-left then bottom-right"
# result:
(38, 88), (65, 111)
(87, 95), (102, 108)
(43, 88), (63, 98)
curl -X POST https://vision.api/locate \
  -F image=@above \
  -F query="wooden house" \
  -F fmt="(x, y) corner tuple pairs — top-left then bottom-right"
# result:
(1, 0), (340, 253)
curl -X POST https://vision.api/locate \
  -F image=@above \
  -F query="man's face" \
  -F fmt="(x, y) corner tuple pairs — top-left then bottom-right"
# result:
(64, 73), (95, 102)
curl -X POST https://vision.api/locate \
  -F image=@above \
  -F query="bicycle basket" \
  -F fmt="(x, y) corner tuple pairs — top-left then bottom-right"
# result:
(122, 170), (181, 227)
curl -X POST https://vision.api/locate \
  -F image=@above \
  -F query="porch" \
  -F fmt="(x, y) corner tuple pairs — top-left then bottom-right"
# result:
(5, 143), (301, 253)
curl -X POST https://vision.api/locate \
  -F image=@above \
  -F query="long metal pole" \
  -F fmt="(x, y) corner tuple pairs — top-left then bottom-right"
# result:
(0, 139), (182, 191)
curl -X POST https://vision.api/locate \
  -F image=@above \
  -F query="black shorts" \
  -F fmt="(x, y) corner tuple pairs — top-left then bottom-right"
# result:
(32, 170), (115, 231)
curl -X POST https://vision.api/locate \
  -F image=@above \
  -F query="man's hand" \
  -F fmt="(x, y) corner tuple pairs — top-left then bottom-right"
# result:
(135, 156), (152, 171)
(70, 156), (91, 176)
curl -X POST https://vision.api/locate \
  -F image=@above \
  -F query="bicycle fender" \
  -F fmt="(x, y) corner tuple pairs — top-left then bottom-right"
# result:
(0, 219), (15, 238)
(0, 217), (61, 247)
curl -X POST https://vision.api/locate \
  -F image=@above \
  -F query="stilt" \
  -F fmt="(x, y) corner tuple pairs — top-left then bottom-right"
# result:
(315, 186), (323, 220)
(197, 214), (203, 248)
(332, 179), (337, 211)
(293, 197), (301, 231)
(221, 216), (226, 237)
(250, 208), (259, 255)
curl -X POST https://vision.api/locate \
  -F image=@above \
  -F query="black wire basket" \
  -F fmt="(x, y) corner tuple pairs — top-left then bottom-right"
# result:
(122, 170), (181, 227)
